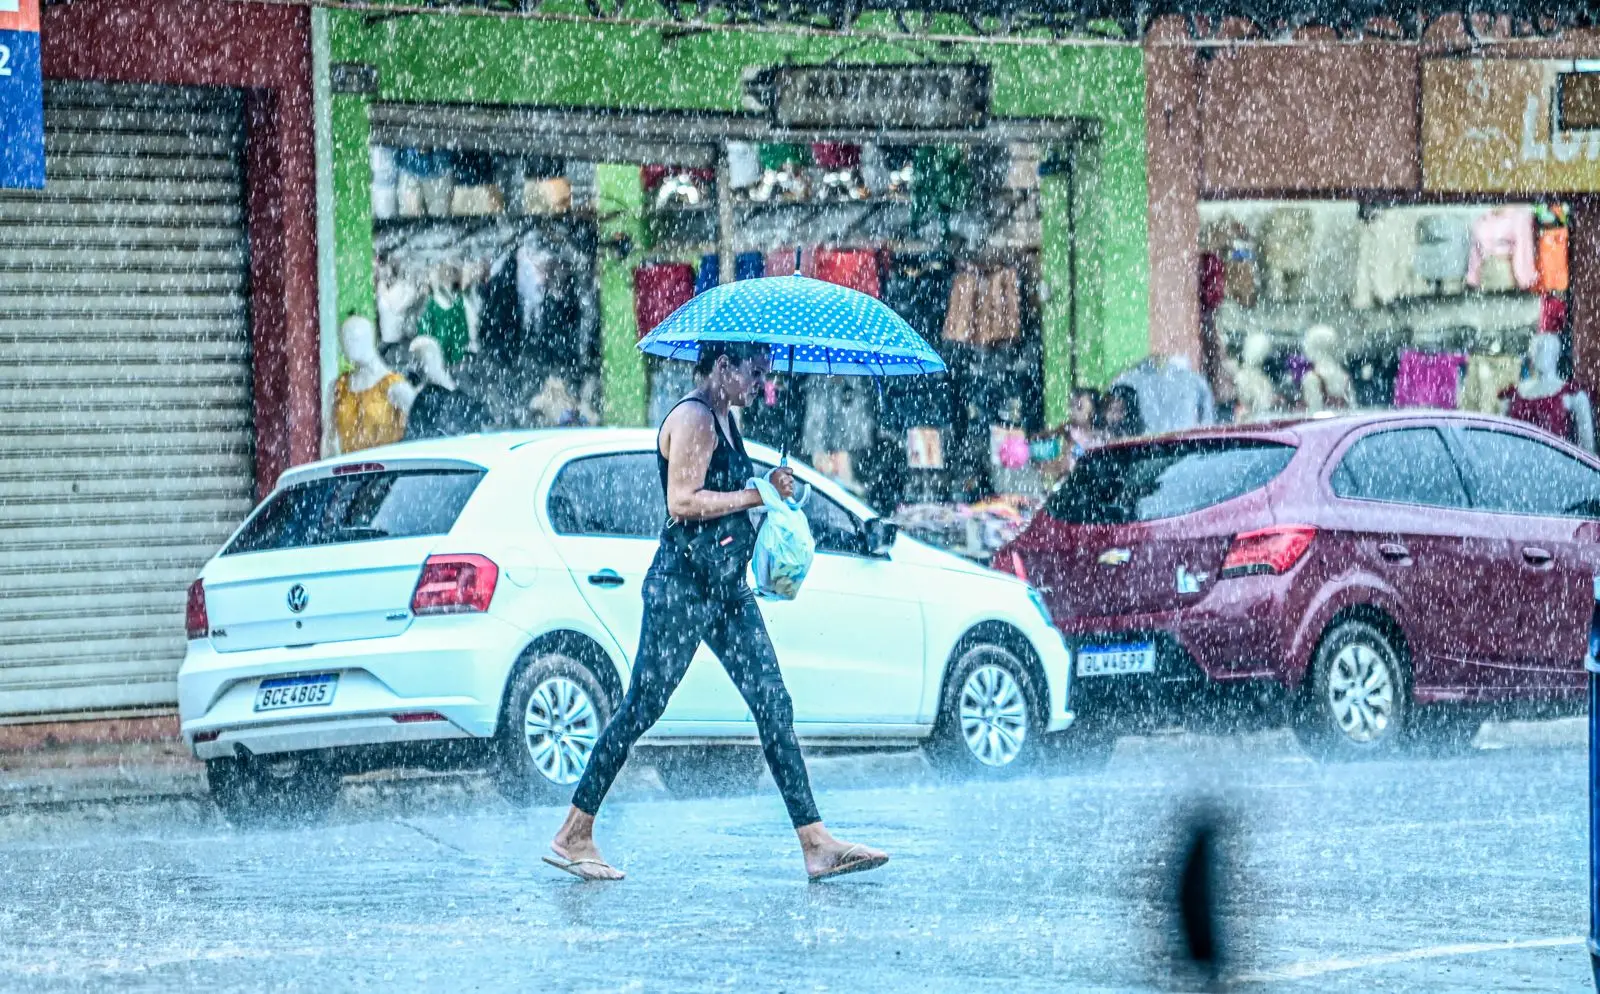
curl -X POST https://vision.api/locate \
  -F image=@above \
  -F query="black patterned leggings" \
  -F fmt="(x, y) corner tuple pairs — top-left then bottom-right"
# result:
(569, 571), (822, 828)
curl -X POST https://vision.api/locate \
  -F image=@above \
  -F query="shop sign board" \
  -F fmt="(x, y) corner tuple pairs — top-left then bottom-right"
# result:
(1423, 59), (1600, 192)
(756, 64), (990, 131)
(0, 0), (43, 189)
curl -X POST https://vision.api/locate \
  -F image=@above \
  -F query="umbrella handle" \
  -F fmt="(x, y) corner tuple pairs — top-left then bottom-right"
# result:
(781, 343), (797, 464)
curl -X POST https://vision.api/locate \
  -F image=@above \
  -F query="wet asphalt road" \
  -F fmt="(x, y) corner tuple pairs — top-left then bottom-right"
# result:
(0, 726), (1591, 993)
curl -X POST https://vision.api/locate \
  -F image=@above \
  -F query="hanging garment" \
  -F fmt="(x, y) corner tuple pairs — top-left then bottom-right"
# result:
(1260, 207), (1315, 301)
(333, 372), (408, 453)
(1205, 218), (1258, 308)
(1198, 252), (1226, 311)
(1501, 382), (1579, 441)
(758, 143), (810, 171)
(1393, 350), (1468, 409)
(476, 249), (521, 366)
(1414, 214), (1472, 284)
(1348, 349), (1402, 409)
(416, 292), (471, 365)
(376, 276), (421, 345)
(1540, 294), (1569, 333)
(942, 265), (1021, 346)
(1536, 225), (1569, 293)
(1113, 358), (1217, 435)
(726, 141), (761, 189)
(1459, 355), (1523, 414)
(1353, 211), (1425, 308)
(696, 254), (720, 295)
(813, 248), (881, 298)
(734, 251), (765, 281)
(764, 247), (817, 278)
(1467, 207), (1538, 291)
(633, 262), (695, 338)
(810, 143), (862, 169)
(404, 383), (490, 441)
(911, 146), (972, 226)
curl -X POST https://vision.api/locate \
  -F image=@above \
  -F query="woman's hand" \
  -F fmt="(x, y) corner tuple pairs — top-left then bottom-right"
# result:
(769, 466), (797, 501)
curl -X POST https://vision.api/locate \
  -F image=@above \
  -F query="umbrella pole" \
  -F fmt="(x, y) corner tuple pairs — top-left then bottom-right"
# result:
(782, 344), (796, 465)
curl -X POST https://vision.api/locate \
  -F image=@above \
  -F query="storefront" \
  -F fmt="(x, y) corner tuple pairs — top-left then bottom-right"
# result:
(325, 13), (1150, 555)
(0, 0), (318, 721)
(1147, 35), (1600, 448)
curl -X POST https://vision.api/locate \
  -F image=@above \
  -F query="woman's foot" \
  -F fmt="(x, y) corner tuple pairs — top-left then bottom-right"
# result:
(797, 823), (889, 880)
(550, 807), (625, 881)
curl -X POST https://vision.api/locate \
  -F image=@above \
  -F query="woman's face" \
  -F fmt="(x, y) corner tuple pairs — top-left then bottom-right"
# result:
(723, 353), (771, 407)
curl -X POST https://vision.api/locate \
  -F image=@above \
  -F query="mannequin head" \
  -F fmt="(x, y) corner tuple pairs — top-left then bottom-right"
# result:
(409, 335), (452, 389)
(1242, 331), (1273, 370)
(1529, 333), (1563, 382)
(431, 262), (461, 295)
(340, 315), (381, 369)
(1303, 324), (1342, 365)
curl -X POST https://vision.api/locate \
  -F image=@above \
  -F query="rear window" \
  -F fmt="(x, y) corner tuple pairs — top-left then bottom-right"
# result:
(224, 469), (484, 555)
(1045, 439), (1295, 525)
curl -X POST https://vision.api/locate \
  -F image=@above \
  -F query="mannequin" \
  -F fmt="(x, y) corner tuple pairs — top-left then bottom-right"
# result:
(415, 263), (475, 366)
(1300, 324), (1353, 414)
(1501, 333), (1596, 451)
(326, 315), (415, 455)
(1112, 353), (1215, 434)
(404, 335), (489, 441)
(1232, 331), (1280, 421)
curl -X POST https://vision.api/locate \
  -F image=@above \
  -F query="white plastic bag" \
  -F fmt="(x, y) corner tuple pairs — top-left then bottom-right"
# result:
(748, 473), (815, 601)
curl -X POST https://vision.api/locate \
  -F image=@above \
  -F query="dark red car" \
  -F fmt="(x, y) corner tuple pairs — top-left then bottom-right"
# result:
(994, 412), (1600, 760)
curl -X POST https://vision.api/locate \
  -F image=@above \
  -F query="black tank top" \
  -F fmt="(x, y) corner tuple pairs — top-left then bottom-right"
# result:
(657, 395), (754, 540)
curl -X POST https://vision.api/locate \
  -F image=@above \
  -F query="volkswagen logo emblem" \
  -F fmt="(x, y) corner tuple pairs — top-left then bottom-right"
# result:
(286, 584), (309, 614)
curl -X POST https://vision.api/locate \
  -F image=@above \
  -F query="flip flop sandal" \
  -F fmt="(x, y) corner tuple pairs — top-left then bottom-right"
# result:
(808, 844), (889, 882)
(542, 854), (625, 881)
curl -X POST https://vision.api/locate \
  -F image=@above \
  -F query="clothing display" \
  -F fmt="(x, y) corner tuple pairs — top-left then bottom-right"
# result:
(1199, 252), (1226, 311)
(1467, 207), (1537, 291)
(633, 261), (695, 338)
(1114, 358), (1217, 435)
(696, 254), (720, 295)
(1414, 214), (1471, 284)
(942, 265), (1021, 347)
(726, 141), (761, 189)
(1536, 225), (1569, 293)
(810, 143), (861, 169)
(812, 248), (880, 298)
(404, 383), (489, 441)
(1459, 355), (1523, 415)
(1501, 382), (1579, 441)
(1353, 211), (1426, 308)
(1540, 294), (1568, 333)
(376, 277), (420, 345)
(333, 372), (408, 453)
(1260, 207), (1315, 300)
(416, 292), (471, 365)
(1393, 350), (1468, 409)
(735, 251), (765, 281)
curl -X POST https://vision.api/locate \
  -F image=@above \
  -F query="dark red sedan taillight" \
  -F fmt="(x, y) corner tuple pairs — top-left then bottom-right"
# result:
(411, 554), (499, 615)
(185, 579), (209, 640)
(1220, 525), (1316, 579)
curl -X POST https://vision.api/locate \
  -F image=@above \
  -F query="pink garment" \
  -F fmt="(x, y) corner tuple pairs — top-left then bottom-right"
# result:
(1540, 294), (1568, 332)
(764, 247), (817, 278)
(1393, 350), (1468, 409)
(1466, 208), (1538, 290)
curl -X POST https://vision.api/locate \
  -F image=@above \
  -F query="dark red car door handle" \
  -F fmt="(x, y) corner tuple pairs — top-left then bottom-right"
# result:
(1378, 543), (1411, 562)
(1522, 547), (1554, 566)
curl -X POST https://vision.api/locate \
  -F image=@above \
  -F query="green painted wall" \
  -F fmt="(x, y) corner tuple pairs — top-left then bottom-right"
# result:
(327, 12), (1148, 425)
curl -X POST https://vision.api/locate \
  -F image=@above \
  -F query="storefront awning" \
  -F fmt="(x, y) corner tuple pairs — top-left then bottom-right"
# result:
(250, 0), (1599, 43)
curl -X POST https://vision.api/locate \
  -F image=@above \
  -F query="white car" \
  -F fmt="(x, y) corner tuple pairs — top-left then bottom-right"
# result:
(179, 429), (1078, 823)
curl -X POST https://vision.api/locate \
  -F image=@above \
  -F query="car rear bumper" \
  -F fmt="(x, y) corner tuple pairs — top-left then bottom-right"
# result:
(178, 613), (530, 757)
(1062, 631), (1292, 733)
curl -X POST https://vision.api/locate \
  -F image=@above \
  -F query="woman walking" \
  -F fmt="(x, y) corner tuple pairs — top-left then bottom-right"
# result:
(546, 341), (889, 882)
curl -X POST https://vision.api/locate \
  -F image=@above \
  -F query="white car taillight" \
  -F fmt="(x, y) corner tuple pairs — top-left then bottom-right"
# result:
(410, 554), (499, 615)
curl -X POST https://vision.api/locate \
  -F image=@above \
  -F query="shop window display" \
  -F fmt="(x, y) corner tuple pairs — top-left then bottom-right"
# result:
(637, 139), (1053, 560)
(367, 146), (603, 447)
(1196, 199), (1589, 451)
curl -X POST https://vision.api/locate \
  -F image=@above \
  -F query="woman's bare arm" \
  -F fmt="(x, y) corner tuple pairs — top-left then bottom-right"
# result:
(663, 403), (761, 521)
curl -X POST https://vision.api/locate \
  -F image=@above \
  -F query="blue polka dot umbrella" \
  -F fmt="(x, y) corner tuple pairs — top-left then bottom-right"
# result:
(637, 274), (946, 378)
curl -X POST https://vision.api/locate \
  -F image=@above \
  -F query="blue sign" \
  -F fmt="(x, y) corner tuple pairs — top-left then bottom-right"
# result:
(0, 23), (44, 189)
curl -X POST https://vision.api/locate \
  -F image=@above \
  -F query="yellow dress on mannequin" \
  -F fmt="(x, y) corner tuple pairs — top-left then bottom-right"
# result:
(333, 371), (408, 452)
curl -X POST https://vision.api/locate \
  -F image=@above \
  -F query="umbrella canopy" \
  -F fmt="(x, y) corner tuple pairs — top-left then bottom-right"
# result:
(636, 275), (946, 377)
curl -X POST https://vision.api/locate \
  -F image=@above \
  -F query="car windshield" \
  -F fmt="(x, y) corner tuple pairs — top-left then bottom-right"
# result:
(1045, 439), (1296, 525)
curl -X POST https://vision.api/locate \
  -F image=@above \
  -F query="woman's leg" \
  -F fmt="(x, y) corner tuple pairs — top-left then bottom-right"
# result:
(705, 594), (888, 877)
(568, 574), (708, 817)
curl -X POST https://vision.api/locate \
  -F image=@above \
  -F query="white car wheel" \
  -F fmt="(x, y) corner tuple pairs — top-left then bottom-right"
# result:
(495, 652), (613, 806)
(928, 642), (1044, 777)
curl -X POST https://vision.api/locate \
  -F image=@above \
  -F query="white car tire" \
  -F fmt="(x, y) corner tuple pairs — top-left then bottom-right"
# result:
(493, 652), (614, 806)
(927, 642), (1046, 777)
(206, 754), (342, 828)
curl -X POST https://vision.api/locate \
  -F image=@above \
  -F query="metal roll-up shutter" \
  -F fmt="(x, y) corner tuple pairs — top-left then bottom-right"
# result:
(0, 82), (255, 720)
